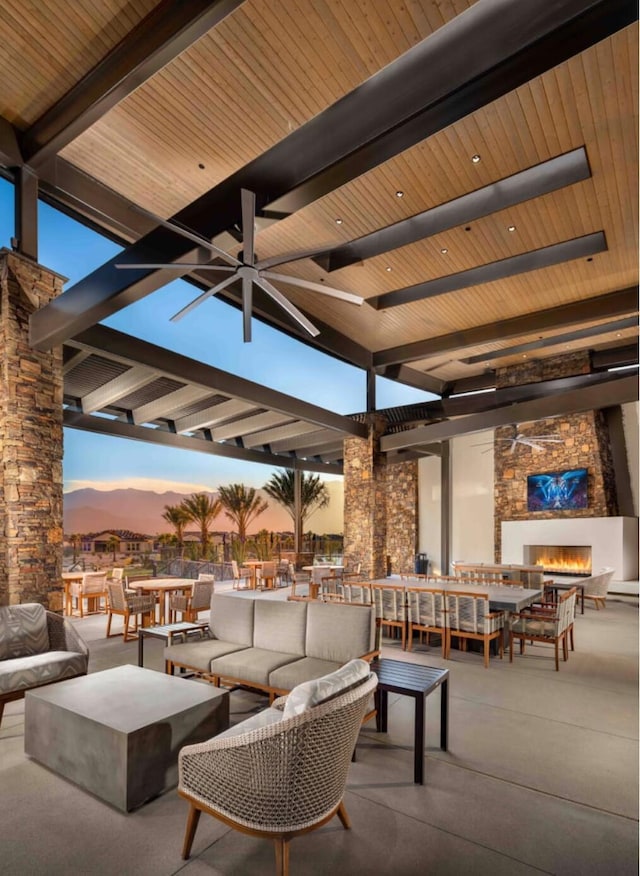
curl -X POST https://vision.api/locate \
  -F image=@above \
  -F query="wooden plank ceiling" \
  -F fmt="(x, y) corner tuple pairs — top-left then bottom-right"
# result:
(0, 0), (637, 448)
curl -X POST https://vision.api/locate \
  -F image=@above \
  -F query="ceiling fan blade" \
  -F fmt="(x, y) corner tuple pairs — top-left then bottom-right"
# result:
(242, 275), (252, 343)
(132, 204), (241, 268)
(256, 278), (320, 337)
(115, 263), (236, 271)
(261, 271), (364, 305)
(170, 273), (239, 322)
(241, 189), (256, 266)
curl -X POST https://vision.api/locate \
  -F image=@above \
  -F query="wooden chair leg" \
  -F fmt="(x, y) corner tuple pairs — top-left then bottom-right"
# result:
(0, 700), (5, 728)
(554, 639), (559, 671)
(336, 800), (351, 830)
(106, 611), (112, 637)
(274, 837), (290, 876)
(182, 803), (201, 860)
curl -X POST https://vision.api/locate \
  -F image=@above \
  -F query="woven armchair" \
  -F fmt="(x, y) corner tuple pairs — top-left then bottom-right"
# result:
(170, 579), (214, 623)
(509, 587), (577, 670)
(178, 672), (378, 875)
(582, 567), (615, 609)
(105, 581), (156, 642)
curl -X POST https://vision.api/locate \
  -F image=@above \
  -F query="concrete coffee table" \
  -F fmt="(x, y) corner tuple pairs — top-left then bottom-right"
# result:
(25, 664), (229, 812)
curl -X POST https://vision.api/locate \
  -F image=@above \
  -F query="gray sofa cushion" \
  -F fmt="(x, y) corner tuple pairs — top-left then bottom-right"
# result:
(209, 594), (254, 646)
(164, 640), (249, 672)
(0, 604), (49, 661)
(209, 648), (301, 687)
(253, 599), (307, 655)
(268, 656), (342, 692)
(0, 651), (88, 693)
(305, 602), (375, 663)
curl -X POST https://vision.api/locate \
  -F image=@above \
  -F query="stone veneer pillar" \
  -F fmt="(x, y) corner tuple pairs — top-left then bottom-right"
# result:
(493, 351), (619, 561)
(0, 250), (65, 609)
(343, 414), (418, 578)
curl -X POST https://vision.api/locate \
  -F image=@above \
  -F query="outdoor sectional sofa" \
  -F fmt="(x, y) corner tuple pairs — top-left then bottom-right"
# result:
(164, 593), (378, 698)
(0, 602), (89, 726)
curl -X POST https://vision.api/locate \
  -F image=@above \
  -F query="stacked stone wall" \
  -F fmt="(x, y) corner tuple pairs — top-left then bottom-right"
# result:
(493, 352), (619, 561)
(0, 251), (65, 609)
(385, 460), (418, 574)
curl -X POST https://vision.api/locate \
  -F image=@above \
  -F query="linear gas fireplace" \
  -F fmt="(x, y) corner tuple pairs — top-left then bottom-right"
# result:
(524, 545), (592, 577)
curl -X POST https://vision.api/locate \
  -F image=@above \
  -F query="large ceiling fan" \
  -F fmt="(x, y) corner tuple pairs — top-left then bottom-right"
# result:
(472, 423), (565, 454)
(115, 189), (363, 342)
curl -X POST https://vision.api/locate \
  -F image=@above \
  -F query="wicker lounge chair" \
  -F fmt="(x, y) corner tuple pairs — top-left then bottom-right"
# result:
(178, 666), (377, 875)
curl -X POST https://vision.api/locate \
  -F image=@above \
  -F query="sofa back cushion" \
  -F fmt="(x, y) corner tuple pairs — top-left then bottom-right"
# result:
(305, 602), (375, 663)
(209, 594), (254, 646)
(0, 603), (49, 661)
(253, 599), (307, 655)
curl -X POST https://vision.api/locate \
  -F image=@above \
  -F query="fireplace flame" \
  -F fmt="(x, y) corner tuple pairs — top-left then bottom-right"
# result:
(532, 552), (592, 575)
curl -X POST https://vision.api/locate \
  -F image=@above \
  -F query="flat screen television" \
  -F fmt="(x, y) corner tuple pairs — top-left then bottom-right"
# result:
(527, 468), (588, 512)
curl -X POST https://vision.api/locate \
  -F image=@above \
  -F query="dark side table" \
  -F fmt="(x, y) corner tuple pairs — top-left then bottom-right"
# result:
(370, 658), (449, 785)
(138, 621), (210, 669)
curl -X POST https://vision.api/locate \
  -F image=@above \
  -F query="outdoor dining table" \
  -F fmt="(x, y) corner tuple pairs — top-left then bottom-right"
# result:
(132, 578), (194, 625)
(302, 564), (344, 599)
(369, 578), (542, 613)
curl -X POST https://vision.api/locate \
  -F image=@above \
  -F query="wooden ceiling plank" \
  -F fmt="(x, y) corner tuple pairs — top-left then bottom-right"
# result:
(22, 0), (245, 167)
(374, 286), (639, 367)
(29, 0), (636, 351)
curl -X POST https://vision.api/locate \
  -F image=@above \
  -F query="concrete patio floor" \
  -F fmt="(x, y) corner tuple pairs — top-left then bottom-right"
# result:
(1, 582), (637, 875)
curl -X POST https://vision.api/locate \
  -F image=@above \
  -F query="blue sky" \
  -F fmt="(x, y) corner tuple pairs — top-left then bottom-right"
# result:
(1, 177), (434, 494)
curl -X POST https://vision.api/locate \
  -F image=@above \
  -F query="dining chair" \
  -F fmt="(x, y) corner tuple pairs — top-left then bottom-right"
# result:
(256, 561), (277, 590)
(288, 569), (311, 601)
(406, 587), (447, 657)
(509, 587), (577, 670)
(445, 591), (505, 668)
(170, 578), (214, 623)
(341, 582), (372, 605)
(371, 583), (408, 650)
(231, 559), (252, 590)
(68, 572), (108, 618)
(319, 574), (344, 602)
(105, 581), (156, 642)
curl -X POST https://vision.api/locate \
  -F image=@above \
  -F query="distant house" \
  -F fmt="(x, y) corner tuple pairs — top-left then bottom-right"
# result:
(80, 530), (154, 555)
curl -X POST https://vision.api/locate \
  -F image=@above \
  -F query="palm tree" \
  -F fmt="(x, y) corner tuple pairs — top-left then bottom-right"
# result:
(69, 533), (82, 563)
(106, 535), (120, 562)
(161, 504), (190, 550)
(180, 493), (221, 558)
(218, 484), (268, 543)
(263, 470), (329, 535)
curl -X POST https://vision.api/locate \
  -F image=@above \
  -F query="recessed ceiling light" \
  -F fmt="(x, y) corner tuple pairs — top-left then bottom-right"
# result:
(335, 218), (343, 225)
(507, 225), (516, 232)
(522, 354), (528, 358)
(616, 332), (622, 337)
(440, 248), (448, 254)
(465, 226), (472, 232)
(471, 154), (481, 163)
(198, 163), (205, 170)
(586, 257), (593, 262)
(395, 190), (404, 198)
(385, 266), (392, 272)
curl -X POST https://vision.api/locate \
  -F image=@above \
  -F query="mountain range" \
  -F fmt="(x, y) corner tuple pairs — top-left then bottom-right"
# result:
(63, 485), (343, 535)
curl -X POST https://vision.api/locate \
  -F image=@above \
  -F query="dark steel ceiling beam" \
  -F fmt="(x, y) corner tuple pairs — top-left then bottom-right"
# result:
(372, 232), (607, 310)
(20, 0), (244, 168)
(461, 315), (639, 364)
(63, 409), (342, 475)
(374, 287), (639, 368)
(376, 364), (444, 395)
(64, 324), (367, 438)
(29, 0), (636, 350)
(592, 344), (639, 369)
(380, 373), (638, 450)
(312, 148), (591, 273)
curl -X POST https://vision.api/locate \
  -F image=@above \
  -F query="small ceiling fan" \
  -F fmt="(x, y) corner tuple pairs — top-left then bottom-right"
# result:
(472, 424), (564, 454)
(115, 189), (363, 342)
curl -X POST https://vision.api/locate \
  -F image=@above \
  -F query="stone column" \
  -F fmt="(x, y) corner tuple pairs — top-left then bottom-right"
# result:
(343, 414), (418, 578)
(0, 250), (65, 609)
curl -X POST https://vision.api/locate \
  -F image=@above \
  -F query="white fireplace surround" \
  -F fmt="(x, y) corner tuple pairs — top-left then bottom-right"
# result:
(501, 517), (638, 581)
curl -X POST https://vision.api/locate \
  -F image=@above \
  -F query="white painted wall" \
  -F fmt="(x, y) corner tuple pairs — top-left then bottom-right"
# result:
(418, 429), (495, 574)
(418, 455), (441, 573)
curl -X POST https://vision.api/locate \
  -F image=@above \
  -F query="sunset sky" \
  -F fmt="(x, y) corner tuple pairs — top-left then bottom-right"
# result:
(1, 178), (434, 499)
